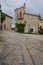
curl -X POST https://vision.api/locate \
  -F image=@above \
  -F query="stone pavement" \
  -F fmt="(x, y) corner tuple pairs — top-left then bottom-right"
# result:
(0, 30), (43, 65)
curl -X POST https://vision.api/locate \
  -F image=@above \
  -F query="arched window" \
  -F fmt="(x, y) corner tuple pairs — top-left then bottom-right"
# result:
(40, 26), (42, 29)
(20, 12), (22, 17)
(16, 14), (18, 18)
(4, 24), (6, 29)
(17, 14), (18, 17)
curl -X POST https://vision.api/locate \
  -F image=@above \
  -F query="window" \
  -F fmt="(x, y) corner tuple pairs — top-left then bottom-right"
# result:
(20, 12), (22, 17)
(4, 24), (6, 29)
(41, 21), (42, 23)
(30, 28), (33, 32)
(24, 21), (26, 24)
(40, 26), (42, 29)
(17, 14), (18, 18)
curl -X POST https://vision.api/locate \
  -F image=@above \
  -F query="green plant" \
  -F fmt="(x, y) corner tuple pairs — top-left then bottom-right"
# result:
(38, 26), (43, 34)
(39, 28), (43, 34)
(15, 23), (25, 33)
(1, 11), (5, 29)
(12, 27), (15, 30)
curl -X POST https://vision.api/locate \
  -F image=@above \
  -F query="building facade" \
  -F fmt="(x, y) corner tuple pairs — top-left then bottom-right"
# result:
(0, 4), (12, 30)
(3, 13), (12, 30)
(15, 3), (43, 33)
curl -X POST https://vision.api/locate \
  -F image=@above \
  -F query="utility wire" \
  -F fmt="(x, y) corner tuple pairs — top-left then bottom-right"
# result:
(29, 6), (39, 14)
(3, 0), (14, 15)
(25, 0), (39, 14)
(4, 0), (39, 15)
(25, 0), (32, 4)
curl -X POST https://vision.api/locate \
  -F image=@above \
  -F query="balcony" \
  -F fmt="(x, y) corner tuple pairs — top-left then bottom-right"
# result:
(17, 17), (23, 20)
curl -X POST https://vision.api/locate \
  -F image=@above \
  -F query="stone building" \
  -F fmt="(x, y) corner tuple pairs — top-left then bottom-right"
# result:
(15, 3), (43, 33)
(0, 4), (12, 30)
(3, 13), (12, 30)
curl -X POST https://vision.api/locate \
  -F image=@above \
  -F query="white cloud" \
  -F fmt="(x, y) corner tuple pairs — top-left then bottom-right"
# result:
(0, 0), (43, 17)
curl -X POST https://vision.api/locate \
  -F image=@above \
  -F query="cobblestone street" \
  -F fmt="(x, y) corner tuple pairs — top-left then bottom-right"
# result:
(0, 30), (43, 65)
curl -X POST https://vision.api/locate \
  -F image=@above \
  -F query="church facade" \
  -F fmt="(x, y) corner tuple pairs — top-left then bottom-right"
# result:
(15, 3), (43, 33)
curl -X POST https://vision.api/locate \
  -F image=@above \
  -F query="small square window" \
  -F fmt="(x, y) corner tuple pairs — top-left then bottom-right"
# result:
(20, 12), (22, 17)
(24, 21), (26, 24)
(30, 28), (33, 32)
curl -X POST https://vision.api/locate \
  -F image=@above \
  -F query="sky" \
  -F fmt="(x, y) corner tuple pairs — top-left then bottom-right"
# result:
(0, 0), (43, 27)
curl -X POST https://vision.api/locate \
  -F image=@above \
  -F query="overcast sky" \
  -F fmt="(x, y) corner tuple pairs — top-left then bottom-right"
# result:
(0, 0), (43, 17)
(0, 0), (43, 27)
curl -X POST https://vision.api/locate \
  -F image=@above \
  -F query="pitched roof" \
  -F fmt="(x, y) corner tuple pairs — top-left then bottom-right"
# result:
(15, 3), (25, 11)
(15, 6), (24, 11)
(2, 12), (13, 19)
(25, 13), (39, 17)
(15, 4), (38, 17)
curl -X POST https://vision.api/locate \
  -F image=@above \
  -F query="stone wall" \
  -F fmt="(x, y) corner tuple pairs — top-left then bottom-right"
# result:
(3, 15), (12, 30)
(24, 14), (39, 33)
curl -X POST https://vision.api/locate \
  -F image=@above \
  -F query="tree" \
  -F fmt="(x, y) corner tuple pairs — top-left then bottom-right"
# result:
(15, 23), (26, 33)
(0, 11), (5, 29)
(0, 9), (1, 29)
(39, 26), (43, 34)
